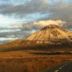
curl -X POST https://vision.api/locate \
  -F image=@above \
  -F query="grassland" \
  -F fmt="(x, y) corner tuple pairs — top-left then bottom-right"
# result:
(0, 51), (72, 72)
(0, 41), (71, 72)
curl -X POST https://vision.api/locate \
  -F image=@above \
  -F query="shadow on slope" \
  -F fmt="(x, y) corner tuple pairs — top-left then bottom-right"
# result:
(0, 40), (72, 52)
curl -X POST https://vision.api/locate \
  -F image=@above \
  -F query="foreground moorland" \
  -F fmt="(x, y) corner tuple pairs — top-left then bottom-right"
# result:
(0, 51), (71, 72)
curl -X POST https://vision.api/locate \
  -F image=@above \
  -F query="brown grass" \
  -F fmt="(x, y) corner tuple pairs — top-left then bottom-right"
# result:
(0, 51), (71, 72)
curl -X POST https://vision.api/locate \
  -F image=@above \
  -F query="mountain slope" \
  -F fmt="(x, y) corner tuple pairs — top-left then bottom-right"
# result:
(27, 25), (72, 44)
(0, 24), (71, 50)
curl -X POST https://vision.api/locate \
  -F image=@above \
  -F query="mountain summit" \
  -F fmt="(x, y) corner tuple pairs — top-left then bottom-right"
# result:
(27, 24), (72, 44)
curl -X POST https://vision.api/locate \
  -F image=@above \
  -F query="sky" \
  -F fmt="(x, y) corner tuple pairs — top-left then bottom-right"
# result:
(0, 0), (72, 43)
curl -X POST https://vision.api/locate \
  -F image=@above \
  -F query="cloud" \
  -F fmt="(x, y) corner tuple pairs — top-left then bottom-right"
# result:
(0, 0), (31, 5)
(20, 19), (66, 35)
(0, 14), (27, 28)
(0, 0), (72, 22)
(34, 20), (66, 27)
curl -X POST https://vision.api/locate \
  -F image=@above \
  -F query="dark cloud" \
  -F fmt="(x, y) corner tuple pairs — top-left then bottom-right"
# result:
(0, 28), (32, 38)
(0, 0), (72, 22)
(0, 1), (48, 14)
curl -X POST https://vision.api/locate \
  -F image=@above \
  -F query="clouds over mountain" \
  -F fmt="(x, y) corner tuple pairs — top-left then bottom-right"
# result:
(34, 20), (66, 27)
(0, 0), (72, 43)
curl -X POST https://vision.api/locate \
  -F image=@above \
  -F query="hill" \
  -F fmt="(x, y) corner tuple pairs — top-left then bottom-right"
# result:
(0, 24), (72, 51)
(27, 25), (72, 45)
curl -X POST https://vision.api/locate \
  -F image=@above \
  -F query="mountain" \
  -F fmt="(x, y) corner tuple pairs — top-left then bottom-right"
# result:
(0, 24), (72, 51)
(27, 24), (72, 44)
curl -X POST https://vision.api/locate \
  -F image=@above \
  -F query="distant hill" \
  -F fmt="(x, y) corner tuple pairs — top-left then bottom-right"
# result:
(27, 24), (72, 45)
(0, 24), (72, 51)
